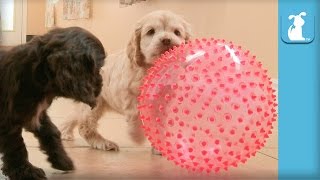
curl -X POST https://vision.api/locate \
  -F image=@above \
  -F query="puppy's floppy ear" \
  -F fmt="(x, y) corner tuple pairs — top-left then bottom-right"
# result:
(46, 50), (94, 76)
(184, 23), (192, 41)
(46, 51), (68, 72)
(126, 23), (145, 67)
(181, 17), (192, 41)
(45, 51), (73, 89)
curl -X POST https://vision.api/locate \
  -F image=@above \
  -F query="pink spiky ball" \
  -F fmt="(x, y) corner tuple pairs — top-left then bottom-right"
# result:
(137, 38), (277, 173)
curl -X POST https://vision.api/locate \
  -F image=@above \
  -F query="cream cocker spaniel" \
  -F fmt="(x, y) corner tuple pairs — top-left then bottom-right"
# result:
(60, 10), (192, 151)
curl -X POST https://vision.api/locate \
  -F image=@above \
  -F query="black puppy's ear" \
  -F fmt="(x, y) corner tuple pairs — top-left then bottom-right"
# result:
(46, 51), (67, 72)
(45, 51), (74, 90)
(47, 50), (94, 72)
(81, 54), (95, 73)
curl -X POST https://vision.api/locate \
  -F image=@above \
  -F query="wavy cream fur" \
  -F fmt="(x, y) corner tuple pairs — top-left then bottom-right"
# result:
(60, 10), (192, 151)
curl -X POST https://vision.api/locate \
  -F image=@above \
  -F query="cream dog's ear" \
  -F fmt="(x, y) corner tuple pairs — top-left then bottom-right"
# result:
(177, 15), (192, 41)
(183, 20), (193, 41)
(126, 23), (145, 67)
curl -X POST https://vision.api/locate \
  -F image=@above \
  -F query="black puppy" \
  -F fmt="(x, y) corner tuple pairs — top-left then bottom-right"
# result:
(0, 27), (106, 180)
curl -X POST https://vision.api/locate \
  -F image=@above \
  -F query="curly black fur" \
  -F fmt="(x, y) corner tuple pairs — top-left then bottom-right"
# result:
(0, 27), (106, 180)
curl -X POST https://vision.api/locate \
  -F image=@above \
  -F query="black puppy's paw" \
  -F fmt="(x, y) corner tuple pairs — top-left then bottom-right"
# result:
(2, 162), (47, 180)
(50, 154), (75, 171)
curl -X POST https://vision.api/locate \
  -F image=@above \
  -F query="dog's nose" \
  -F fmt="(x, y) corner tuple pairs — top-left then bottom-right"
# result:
(161, 38), (171, 46)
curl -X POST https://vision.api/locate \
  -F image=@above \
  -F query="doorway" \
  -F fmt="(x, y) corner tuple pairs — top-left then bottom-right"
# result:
(0, 0), (27, 46)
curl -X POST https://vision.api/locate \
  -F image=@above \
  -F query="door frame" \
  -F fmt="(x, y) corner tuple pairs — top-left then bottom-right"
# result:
(0, 0), (27, 46)
(22, 0), (27, 44)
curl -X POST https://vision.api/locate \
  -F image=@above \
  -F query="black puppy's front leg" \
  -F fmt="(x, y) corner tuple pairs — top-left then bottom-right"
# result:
(29, 112), (75, 171)
(0, 127), (46, 180)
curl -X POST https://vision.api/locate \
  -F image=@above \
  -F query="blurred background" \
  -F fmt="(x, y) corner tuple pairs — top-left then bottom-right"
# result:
(1, 0), (278, 78)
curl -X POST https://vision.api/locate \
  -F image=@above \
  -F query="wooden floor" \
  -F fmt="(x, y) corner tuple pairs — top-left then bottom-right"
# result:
(0, 96), (278, 180)
(1, 143), (278, 179)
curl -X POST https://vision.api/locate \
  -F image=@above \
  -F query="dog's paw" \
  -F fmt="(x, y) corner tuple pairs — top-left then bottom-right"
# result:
(91, 139), (120, 151)
(3, 163), (47, 180)
(50, 154), (75, 171)
(151, 148), (162, 156)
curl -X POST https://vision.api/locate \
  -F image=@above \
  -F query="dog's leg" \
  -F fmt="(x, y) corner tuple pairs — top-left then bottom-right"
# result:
(78, 98), (119, 151)
(0, 127), (47, 180)
(28, 112), (75, 171)
(127, 113), (146, 144)
(127, 113), (161, 155)
(60, 117), (78, 141)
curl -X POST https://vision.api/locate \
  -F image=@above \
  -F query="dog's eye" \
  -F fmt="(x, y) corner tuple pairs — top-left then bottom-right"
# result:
(147, 28), (155, 36)
(174, 30), (181, 36)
